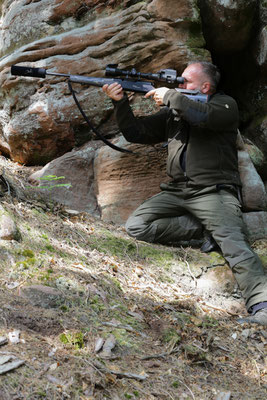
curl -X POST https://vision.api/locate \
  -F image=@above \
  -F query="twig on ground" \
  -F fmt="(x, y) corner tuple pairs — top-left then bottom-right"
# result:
(185, 259), (197, 287)
(169, 374), (196, 400)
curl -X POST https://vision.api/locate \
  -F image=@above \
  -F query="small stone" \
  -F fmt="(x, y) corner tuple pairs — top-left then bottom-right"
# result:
(216, 392), (231, 400)
(8, 330), (21, 344)
(49, 362), (58, 371)
(99, 335), (117, 358)
(0, 212), (21, 241)
(94, 337), (105, 353)
(241, 329), (251, 339)
(0, 336), (8, 346)
(65, 209), (80, 216)
(231, 333), (237, 340)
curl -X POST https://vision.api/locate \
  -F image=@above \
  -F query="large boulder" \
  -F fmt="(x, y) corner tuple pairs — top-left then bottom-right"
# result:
(29, 142), (100, 215)
(238, 150), (267, 211)
(197, 0), (258, 54)
(243, 211), (267, 242)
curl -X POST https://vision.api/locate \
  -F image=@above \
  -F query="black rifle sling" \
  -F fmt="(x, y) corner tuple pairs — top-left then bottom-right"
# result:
(68, 81), (133, 154)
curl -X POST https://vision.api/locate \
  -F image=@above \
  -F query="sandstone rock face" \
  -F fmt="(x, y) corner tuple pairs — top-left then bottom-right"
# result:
(94, 136), (168, 223)
(0, 0), (209, 164)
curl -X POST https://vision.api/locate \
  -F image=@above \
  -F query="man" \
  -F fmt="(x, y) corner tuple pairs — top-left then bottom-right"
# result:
(102, 61), (267, 325)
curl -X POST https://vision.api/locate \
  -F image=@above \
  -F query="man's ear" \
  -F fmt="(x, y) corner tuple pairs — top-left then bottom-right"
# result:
(201, 82), (211, 94)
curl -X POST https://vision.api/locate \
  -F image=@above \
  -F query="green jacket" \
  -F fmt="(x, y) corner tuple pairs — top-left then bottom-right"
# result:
(114, 90), (241, 188)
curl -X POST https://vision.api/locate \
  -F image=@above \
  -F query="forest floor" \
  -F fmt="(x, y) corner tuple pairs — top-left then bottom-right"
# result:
(0, 156), (266, 400)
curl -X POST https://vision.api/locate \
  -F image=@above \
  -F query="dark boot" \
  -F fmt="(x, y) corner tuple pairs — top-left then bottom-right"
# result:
(237, 308), (267, 326)
(201, 232), (220, 253)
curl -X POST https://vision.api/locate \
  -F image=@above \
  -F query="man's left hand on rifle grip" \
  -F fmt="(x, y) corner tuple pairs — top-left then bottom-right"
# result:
(102, 82), (124, 101)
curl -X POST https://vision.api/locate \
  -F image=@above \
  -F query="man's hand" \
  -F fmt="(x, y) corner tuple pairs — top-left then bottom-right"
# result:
(102, 82), (124, 101)
(145, 87), (170, 106)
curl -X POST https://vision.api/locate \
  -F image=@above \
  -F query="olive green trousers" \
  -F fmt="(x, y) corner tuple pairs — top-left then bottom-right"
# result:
(125, 184), (267, 311)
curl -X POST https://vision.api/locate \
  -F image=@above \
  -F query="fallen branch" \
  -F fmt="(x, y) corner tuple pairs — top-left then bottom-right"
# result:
(199, 301), (239, 316)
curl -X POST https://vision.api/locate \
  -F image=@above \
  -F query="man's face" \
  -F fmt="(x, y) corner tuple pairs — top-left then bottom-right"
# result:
(180, 64), (209, 93)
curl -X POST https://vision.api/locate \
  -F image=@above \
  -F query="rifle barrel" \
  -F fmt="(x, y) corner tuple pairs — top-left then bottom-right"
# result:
(11, 65), (155, 94)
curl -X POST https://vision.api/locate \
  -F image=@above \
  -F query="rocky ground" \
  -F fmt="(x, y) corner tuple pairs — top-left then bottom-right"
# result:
(0, 156), (266, 400)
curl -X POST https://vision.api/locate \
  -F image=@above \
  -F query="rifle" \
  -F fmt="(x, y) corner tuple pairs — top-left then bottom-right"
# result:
(11, 64), (209, 153)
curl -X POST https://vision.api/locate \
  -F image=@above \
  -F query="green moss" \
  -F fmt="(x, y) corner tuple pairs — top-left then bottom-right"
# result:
(16, 258), (36, 269)
(259, 255), (267, 267)
(207, 252), (226, 265)
(162, 328), (181, 344)
(36, 391), (46, 399)
(174, 312), (192, 327)
(245, 144), (264, 167)
(89, 295), (105, 313)
(22, 249), (35, 258)
(182, 343), (211, 362)
(202, 316), (219, 328)
(88, 230), (176, 269)
(60, 305), (69, 312)
(59, 331), (84, 349)
(109, 277), (123, 292)
(39, 268), (55, 282)
(45, 244), (55, 252)
(32, 208), (48, 221)
(158, 273), (175, 284)
(89, 230), (130, 256)
(112, 311), (142, 331)
(111, 328), (135, 348)
(137, 246), (174, 265)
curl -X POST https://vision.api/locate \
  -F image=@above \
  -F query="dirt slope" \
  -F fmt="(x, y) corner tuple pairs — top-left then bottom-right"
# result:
(0, 157), (266, 400)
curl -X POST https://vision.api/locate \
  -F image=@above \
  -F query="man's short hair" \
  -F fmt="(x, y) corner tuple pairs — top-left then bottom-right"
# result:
(189, 61), (221, 91)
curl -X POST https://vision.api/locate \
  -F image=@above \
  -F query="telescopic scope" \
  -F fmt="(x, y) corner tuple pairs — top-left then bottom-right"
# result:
(105, 64), (184, 84)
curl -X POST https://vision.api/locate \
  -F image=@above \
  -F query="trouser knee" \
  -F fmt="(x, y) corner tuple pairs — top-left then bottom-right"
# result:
(125, 213), (203, 244)
(125, 215), (156, 242)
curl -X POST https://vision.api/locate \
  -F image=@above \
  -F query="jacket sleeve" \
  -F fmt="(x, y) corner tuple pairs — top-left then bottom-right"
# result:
(113, 95), (168, 144)
(163, 90), (239, 131)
